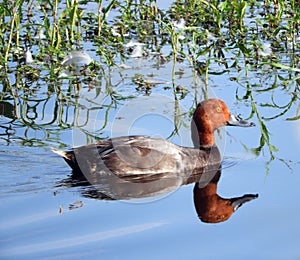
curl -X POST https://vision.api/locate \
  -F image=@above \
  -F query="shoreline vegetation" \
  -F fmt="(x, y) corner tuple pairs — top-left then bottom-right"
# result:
(0, 0), (299, 172)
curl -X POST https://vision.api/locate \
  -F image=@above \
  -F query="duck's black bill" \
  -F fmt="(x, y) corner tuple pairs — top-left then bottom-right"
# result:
(227, 114), (255, 127)
(231, 193), (259, 211)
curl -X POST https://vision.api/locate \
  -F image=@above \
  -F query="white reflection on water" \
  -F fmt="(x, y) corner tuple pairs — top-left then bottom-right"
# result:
(0, 222), (165, 257)
(0, 209), (57, 231)
(296, 119), (300, 146)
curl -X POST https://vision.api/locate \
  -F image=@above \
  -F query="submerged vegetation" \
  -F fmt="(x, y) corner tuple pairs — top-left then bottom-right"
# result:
(0, 0), (299, 172)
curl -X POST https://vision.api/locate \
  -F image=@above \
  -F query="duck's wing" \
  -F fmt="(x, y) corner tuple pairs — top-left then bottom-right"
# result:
(96, 136), (185, 175)
(52, 136), (181, 175)
(52, 136), (221, 183)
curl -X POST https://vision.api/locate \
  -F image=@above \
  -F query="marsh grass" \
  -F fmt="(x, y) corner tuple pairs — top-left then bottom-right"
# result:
(0, 0), (299, 171)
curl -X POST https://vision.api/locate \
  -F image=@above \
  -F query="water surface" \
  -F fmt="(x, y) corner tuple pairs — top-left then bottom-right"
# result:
(0, 0), (299, 259)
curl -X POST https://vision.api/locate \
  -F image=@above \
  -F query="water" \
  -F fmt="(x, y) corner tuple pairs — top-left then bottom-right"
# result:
(0, 1), (300, 259)
(0, 135), (299, 259)
(0, 78), (299, 259)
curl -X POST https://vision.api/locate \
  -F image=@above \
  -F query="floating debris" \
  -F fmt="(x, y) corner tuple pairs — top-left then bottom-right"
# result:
(69, 200), (84, 210)
(118, 63), (132, 69)
(111, 25), (129, 37)
(143, 79), (171, 85)
(172, 18), (185, 30)
(61, 51), (93, 75)
(131, 45), (144, 58)
(25, 48), (33, 64)
(33, 29), (46, 40)
(258, 42), (272, 57)
(124, 40), (145, 48)
(125, 41), (145, 58)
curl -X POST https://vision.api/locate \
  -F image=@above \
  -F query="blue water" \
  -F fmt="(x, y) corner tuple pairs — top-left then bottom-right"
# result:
(0, 144), (299, 259)
(1, 1), (300, 259)
(0, 84), (299, 259)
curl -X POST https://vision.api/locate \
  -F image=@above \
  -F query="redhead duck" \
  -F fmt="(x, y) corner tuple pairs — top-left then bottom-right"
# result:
(193, 171), (258, 223)
(52, 98), (254, 183)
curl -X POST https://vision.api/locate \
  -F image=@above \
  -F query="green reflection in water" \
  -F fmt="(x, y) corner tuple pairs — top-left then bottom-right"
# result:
(0, 0), (299, 173)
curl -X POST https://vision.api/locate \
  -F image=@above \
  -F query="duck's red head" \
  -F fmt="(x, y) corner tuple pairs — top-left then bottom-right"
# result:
(192, 98), (254, 147)
(194, 182), (258, 223)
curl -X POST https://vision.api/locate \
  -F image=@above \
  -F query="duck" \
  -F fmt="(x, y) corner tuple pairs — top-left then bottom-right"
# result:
(52, 98), (255, 185)
(193, 170), (258, 223)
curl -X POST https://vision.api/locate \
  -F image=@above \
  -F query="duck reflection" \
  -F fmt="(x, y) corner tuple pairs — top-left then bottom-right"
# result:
(58, 163), (258, 224)
(55, 99), (258, 223)
(193, 170), (258, 223)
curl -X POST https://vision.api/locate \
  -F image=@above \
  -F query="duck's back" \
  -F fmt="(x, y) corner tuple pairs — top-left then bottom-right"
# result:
(55, 136), (221, 184)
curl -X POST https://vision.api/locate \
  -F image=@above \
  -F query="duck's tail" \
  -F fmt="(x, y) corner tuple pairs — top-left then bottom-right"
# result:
(51, 147), (69, 160)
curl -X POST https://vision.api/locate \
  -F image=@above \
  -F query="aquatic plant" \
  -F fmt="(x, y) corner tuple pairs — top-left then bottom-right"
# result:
(0, 0), (299, 172)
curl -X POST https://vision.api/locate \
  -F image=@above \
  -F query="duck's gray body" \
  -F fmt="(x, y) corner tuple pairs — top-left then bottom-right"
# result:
(52, 136), (221, 185)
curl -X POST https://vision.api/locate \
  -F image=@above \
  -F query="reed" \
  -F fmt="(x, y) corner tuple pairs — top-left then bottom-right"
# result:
(0, 0), (299, 172)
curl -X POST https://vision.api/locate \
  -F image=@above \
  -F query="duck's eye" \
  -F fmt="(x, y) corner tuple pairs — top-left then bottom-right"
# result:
(216, 107), (222, 113)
